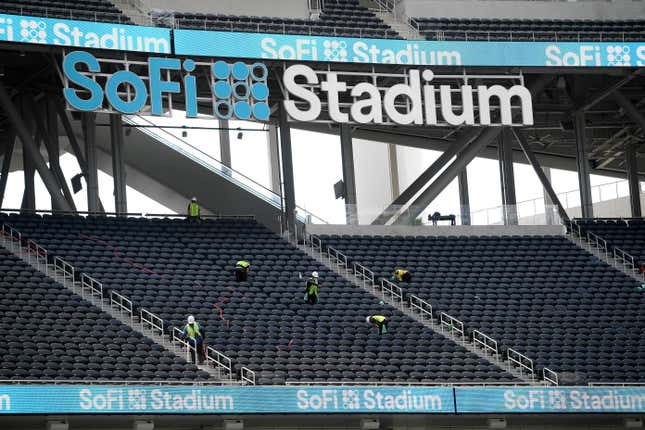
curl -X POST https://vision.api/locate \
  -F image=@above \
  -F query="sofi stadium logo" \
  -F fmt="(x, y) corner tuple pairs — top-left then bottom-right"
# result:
(545, 44), (645, 66)
(0, 13), (170, 53)
(63, 51), (269, 121)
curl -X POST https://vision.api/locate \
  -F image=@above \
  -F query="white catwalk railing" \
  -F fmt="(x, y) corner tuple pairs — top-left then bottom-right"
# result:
(0, 223), (248, 385)
(302, 232), (553, 385)
(543, 368), (559, 386)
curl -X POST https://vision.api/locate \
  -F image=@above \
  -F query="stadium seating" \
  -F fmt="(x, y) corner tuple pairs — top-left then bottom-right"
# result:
(1, 214), (519, 385)
(0, 0), (131, 23)
(416, 17), (645, 42)
(317, 233), (645, 384)
(573, 219), (645, 266)
(158, 0), (398, 39)
(0, 250), (208, 381)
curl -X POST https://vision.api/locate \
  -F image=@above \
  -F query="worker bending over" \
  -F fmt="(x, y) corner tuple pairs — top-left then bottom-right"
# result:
(391, 268), (411, 283)
(366, 315), (389, 335)
(235, 260), (251, 281)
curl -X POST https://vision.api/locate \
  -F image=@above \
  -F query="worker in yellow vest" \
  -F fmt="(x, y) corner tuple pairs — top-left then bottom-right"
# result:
(304, 271), (319, 304)
(187, 197), (200, 222)
(366, 315), (389, 335)
(391, 268), (411, 283)
(183, 315), (206, 364)
(235, 260), (251, 281)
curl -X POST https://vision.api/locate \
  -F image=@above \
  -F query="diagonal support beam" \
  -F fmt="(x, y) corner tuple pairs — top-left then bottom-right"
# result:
(0, 84), (71, 211)
(371, 129), (479, 225)
(511, 128), (569, 223)
(613, 90), (645, 132)
(0, 129), (15, 207)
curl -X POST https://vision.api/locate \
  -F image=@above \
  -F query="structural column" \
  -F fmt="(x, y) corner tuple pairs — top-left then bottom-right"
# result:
(110, 114), (128, 215)
(82, 112), (100, 213)
(267, 124), (281, 194)
(21, 98), (36, 211)
(340, 124), (357, 224)
(498, 128), (518, 225)
(387, 144), (400, 200)
(278, 107), (296, 234)
(458, 168), (470, 225)
(542, 167), (556, 225)
(574, 111), (594, 218)
(219, 119), (232, 168)
(0, 130), (15, 207)
(625, 140), (642, 218)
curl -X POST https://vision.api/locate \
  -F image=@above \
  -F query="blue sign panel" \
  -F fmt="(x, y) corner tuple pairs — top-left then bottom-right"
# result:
(0, 13), (170, 53)
(0, 385), (454, 414)
(455, 387), (645, 413)
(174, 29), (645, 67)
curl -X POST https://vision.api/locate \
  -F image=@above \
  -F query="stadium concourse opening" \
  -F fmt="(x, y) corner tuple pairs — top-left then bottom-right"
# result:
(0, 0), (643, 428)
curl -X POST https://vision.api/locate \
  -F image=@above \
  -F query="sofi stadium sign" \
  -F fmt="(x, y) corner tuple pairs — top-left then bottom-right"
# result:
(63, 51), (533, 126)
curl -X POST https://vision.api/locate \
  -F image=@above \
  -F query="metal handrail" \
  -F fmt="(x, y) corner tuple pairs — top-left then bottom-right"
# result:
(2, 223), (22, 253)
(507, 348), (535, 379)
(80, 273), (103, 301)
(140, 308), (164, 341)
(53, 256), (74, 286)
(327, 246), (348, 273)
(543, 367), (559, 386)
(308, 234), (323, 255)
(172, 326), (196, 363)
(26, 239), (48, 273)
(439, 312), (465, 344)
(240, 367), (256, 385)
(408, 295), (433, 325)
(353, 262), (375, 289)
(380, 278), (404, 306)
(205, 347), (233, 380)
(110, 290), (134, 321)
(472, 330), (499, 361)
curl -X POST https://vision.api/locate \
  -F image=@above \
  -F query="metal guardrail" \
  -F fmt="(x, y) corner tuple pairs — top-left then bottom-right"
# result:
(353, 262), (375, 290)
(380, 278), (404, 306)
(110, 290), (134, 322)
(26, 239), (48, 274)
(241, 367), (256, 385)
(440, 312), (465, 344)
(472, 330), (499, 362)
(80, 273), (103, 302)
(543, 367), (559, 386)
(507, 348), (535, 380)
(206, 347), (233, 381)
(327, 246), (349, 275)
(172, 327), (196, 364)
(2, 223), (21, 253)
(53, 256), (75, 286)
(408, 295), (433, 325)
(140, 308), (164, 342)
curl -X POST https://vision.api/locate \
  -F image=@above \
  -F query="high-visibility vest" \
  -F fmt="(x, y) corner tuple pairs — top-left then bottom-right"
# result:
(395, 269), (409, 282)
(371, 315), (386, 324)
(184, 323), (202, 340)
(306, 278), (318, 295)
(236, 260), (250, 269)
(188, 202), (200, 217)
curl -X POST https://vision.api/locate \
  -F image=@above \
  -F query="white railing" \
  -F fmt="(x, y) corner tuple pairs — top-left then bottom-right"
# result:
(543, 367), (559, 386)
(241, 367), (256, 385)
(1, 223), (21, 253)
(507, 348), (535, 379)
(327, 246), (349, 275)
(206, 347), (233, 380)
(440, 312), (465, 344)
(472, 330), (499, 362)
(80, 273), (103, 302)
(380, 278), (404, 306)
(309, 234), (323, 255)
(586, 230), (609, 259)
(53, 256), (75, 286)
(408, 295), (433, 325)
(173, 326), (196, 364)
(26, 239), (48, 274)
(110, 290), (134, 322)
(140, 308), (164, 342)
(353, 262), (375, 290)
(371, 0), (420, 36)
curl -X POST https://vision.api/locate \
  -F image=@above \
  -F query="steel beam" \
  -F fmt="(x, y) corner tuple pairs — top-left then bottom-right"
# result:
(45, 96), (76, 211)
(21, 126), (37, 211)
(82, 112), (100, 213)
(574, 69), (644, 114)
(387, 144), (400, 199)
(340, 124), (357, 224)
(278, 107), (297, 234)
(498, 128), (518, 225)
(219, 119), (231, 168)
(372, 129), (478, 225)
(458, 168), (470, 225)
(511, 129), (569, 223)
(267, 124), (281, 194)
(110, 114), (127, 215)
(625, 140), (642, 217)
(394, 127), (503, 225)
(574, 110), (594, 218)
(0, 130), (15, 206)
(542, 166), (556, 225)
(613, 90), (645, 133)
(0, 83), (71, 211)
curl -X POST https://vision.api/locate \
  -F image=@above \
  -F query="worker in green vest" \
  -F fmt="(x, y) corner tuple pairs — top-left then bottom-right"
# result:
(187, 197), (200, 222)
(182, 315), (206, 364)
(235, 260), (251, 281)
(366, 315), (389, 335)
(304, 271), (319, 304)
(391, 268), (411, 283)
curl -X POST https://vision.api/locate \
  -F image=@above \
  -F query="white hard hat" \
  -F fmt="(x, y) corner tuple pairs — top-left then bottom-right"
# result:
(365, 316), (371, 323)
(312, 271), (318, 278)
(191, 197), (197, 201)
(187, 315), (195, 324)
